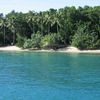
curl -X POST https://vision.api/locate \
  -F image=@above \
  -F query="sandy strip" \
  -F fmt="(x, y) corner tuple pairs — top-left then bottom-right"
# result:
(57, 46), (100, 53)
(0, 46), (100, 53)
(0, 46), (28, 51)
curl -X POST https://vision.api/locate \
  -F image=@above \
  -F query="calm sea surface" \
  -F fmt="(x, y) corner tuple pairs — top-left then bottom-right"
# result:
(0, 52), (100, 100)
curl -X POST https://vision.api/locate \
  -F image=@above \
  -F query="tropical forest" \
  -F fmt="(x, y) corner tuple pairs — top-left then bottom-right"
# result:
(0, 6), (100, 50)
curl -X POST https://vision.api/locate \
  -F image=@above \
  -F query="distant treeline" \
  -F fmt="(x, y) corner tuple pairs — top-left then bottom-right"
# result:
(0, 6), (100, 49)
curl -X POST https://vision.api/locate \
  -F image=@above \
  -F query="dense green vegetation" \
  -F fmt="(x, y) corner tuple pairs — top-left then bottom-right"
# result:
(0, 6), (100, 49)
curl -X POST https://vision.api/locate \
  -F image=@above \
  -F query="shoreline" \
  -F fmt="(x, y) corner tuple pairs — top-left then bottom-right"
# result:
(0, 46), (100, 54)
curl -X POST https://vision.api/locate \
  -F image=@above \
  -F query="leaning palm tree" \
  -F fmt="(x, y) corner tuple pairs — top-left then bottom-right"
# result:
(7, 16), (16, 45)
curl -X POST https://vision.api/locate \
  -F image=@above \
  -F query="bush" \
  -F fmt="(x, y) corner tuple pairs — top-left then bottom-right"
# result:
(16, 34), (26, 47)
(23, 32), (42, 49)
(72, 32), (100, 50)
(41, 33), (60, 49)
(23, 39), (32, 49)
(31, 32), (42, 48)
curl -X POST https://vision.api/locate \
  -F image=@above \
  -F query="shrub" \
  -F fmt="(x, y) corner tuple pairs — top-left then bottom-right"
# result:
(23, 32), (42, 49)
(23, 39), (32, 49)
(31, 32), (42, 48)
(41, 33), (60, 49)
(72, 32), (100, 50)
(16, 34), (26, 47)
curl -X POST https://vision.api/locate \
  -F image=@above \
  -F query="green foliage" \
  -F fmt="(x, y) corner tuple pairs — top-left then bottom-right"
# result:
(23, 32), (42, 49)
(31, 32), (43, 48)
(0, 6), (100, 49)
(0, 32), (4, 46)
(16, 34), (26, 47)
(71, 26), (100, 49)
(23, 39), (32, 49)
(41, 33), (60, 49)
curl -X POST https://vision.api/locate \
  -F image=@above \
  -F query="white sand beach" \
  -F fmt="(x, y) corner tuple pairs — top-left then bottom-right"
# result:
(57, 46), (100, 53)
(0, 46), (26, 51)
(0, 46), (100, 53)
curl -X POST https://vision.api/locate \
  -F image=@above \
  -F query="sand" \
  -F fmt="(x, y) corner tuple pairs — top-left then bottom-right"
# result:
(57, 46), (100, 53)
(0, 46), (26, 51)
(0, 46), (100, 53)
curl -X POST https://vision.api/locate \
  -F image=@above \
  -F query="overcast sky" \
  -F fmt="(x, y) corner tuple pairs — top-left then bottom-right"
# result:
(0, 0), (100, 14)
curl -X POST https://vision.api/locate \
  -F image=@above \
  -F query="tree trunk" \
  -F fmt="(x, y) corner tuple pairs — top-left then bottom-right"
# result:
(57, 24), (58, 33)
(41, 20), (43, 34)
(12, 30), (15, 45)
(32, 24), (34, 34)
(48, 24), (50, 34)
(3, 25), (5, 45)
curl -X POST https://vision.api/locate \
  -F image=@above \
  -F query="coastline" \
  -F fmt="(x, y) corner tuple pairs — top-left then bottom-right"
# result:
(0, 46), (100, 54)
(0, 46), (28, 52)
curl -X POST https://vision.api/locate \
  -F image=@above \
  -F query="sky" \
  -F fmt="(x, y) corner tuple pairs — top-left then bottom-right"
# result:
(0, 0), (100, 14)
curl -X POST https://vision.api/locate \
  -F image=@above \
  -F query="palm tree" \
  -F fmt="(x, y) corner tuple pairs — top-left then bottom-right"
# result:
(51, 12), (61, 33)
(6, 10), (18, 45)
(37, 12), (44, 35)
(44, 11), (51, 34)
(26, 11), (36, 35)
(0, 18), (6, 45)
(7, 16), (16, 45)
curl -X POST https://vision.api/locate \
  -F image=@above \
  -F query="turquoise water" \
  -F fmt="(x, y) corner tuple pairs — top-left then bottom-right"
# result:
(0, 52), (100, 100)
